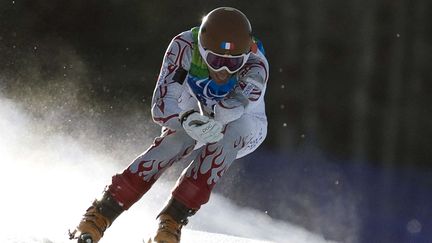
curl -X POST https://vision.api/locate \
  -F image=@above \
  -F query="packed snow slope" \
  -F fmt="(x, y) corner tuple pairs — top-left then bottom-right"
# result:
(0, 96), (336, 243)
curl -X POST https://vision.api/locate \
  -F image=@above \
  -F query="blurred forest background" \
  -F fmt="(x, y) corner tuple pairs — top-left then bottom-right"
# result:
(1, 0), (431, 242)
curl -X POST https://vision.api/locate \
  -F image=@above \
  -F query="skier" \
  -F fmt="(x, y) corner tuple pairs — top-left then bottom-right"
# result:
(69, 6), (269, 243)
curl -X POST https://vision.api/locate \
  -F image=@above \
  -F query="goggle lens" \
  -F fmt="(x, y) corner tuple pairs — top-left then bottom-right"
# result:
(205, 52), (245, 72)
(198, 39), (249, 73)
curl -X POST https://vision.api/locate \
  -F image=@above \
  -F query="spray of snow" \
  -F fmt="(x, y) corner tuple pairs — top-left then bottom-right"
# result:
(0, 94), (339, 243)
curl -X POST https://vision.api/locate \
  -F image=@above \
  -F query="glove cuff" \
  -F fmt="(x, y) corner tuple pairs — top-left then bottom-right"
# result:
(179, 110), (198, 125)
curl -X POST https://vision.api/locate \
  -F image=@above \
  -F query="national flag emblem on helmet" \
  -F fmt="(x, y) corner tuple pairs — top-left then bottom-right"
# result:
(220, 42), (235, 50)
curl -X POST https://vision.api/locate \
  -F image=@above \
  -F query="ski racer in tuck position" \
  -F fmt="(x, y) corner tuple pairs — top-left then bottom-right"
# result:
(69, 6), (269, 243)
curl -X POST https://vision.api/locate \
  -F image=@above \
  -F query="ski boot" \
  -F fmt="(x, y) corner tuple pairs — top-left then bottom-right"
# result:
(69, 191), (124, 243)
(152, 198), (197, 243)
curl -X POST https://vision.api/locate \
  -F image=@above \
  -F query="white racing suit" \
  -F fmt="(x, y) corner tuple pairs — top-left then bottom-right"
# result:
(107, 29), (269, 211)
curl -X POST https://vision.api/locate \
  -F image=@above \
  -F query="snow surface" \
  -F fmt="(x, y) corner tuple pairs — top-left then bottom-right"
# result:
(0, 96), (336, 243)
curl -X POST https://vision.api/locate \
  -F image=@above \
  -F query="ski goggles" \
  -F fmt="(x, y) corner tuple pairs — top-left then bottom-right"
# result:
(198, 39), (250, 74)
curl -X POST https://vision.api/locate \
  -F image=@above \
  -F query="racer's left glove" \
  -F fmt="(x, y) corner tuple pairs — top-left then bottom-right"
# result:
(180, 110), (223, 144)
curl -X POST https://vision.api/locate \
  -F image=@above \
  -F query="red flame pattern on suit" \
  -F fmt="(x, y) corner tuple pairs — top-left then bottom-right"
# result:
(153, 114), (178, 124)
(108, 129), (194, 210)
(187, 144), (229, 186)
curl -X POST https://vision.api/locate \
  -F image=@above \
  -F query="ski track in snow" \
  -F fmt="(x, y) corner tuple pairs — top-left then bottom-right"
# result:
(0, 96), (336, 243)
